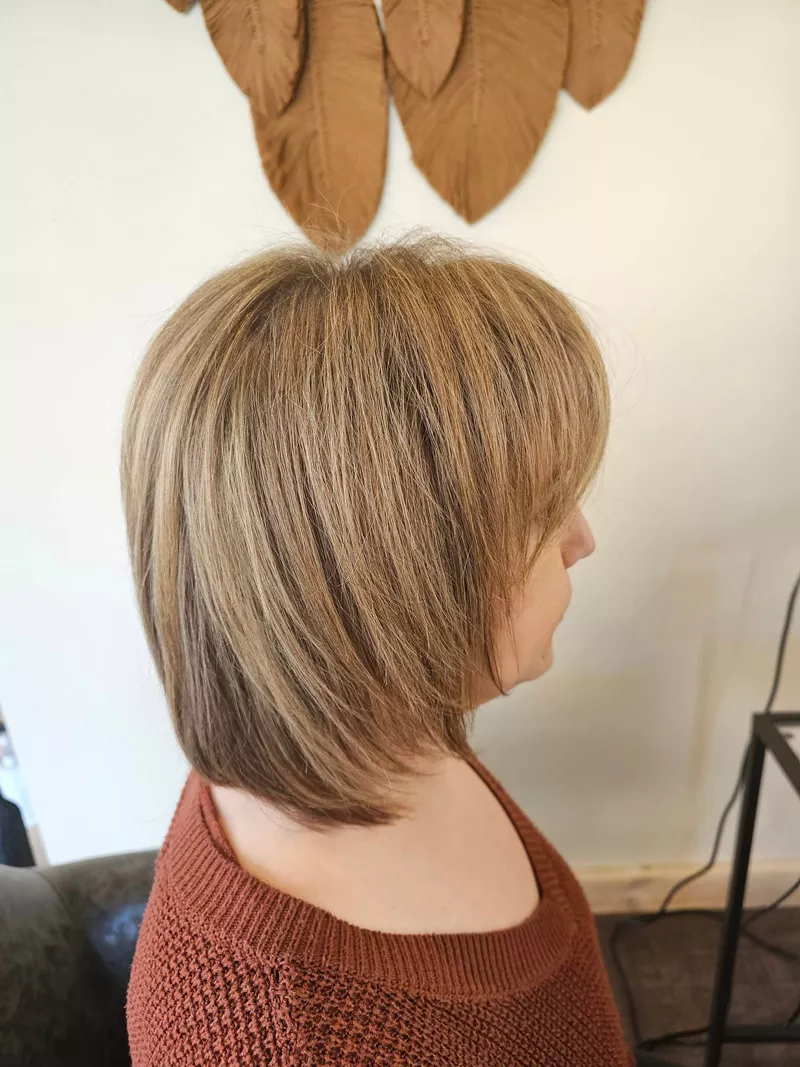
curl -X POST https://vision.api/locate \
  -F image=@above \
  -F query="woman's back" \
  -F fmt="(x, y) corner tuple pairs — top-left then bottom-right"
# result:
(128, 756), (631, 1066)
(211, 753), (539, 936)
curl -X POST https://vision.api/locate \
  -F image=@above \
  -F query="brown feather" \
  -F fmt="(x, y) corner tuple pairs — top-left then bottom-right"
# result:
(165, 0), (196, 11)
(251, 0), (388, 250)
(564, 0), (646, 109)
(389, 0), (569, 224)
(201, 0), (305, 117)
(384, 0), (465, 99)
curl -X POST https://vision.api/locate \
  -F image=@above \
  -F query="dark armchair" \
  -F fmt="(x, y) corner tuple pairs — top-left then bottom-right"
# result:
(0, 851), (156, 1067)
(0, 850), (672, 1067)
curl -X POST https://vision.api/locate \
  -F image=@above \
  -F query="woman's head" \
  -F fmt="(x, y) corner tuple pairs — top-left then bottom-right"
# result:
(122, 235), (608, 825)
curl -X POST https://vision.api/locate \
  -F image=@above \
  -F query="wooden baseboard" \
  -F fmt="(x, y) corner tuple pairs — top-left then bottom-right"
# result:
(576, 859), (800, 915)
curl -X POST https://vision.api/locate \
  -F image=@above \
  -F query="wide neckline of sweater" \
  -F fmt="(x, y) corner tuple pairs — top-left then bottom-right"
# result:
(164, 756), (577, 999)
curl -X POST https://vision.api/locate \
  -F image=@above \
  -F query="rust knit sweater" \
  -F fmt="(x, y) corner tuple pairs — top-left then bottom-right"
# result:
(127, 758), (632, 1066)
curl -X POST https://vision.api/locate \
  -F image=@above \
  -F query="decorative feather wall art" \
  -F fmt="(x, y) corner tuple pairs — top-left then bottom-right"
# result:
(388, 0), (569, 225)
(163, 0), (647, 249)
(564, 0), (646, 109)
(250, 0), (388, 248)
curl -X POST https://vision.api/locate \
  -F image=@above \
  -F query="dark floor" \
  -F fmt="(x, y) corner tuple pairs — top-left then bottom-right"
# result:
(596, 908), (800, 1066)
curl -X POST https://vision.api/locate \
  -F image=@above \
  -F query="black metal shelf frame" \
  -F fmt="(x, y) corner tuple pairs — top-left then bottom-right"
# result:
(705, 712), (800, 1065)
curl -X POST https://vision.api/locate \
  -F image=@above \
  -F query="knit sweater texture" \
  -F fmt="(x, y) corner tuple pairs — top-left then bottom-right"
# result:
(127, 757), (632, 1066)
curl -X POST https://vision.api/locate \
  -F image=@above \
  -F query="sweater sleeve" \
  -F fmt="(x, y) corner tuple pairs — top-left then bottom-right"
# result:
(127, 888), (305, 1067)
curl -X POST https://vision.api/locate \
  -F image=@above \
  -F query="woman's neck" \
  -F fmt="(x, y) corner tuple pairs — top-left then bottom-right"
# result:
(211, 753), (539, 935)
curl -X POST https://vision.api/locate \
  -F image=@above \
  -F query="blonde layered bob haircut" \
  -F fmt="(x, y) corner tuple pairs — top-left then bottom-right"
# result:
(122, 236), (609, 826)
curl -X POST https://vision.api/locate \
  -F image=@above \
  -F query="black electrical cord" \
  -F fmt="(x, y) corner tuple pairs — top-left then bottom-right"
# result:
(742, 873), (800, 930)
(637, 1025), (708, 1052)
(654, 566), (800, 918)
(763, 568), (800, 715)
(651, 908), (798, 963)
(609, 904), (800, 1049)
(609, 567), (800, 1055)
(655, 752), (748, 916)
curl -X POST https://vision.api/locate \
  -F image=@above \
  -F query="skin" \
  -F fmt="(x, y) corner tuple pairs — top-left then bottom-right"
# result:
(491, 509), (596, 692)
(212, 510), (596, 936)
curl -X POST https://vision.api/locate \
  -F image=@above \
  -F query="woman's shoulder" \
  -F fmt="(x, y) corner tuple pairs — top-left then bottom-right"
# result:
(126, 870), (307, 1066)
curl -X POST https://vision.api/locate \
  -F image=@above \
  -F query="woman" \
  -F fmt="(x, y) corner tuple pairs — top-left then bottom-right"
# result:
(123, 236), (651, 1065)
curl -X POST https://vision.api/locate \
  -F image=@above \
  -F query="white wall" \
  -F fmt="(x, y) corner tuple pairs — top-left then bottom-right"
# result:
(2, 0), (799, 867)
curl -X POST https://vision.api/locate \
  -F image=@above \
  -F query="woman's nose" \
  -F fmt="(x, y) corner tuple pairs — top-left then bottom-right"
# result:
(562, 511), (595, 569)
